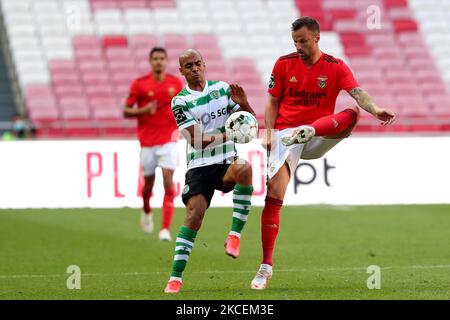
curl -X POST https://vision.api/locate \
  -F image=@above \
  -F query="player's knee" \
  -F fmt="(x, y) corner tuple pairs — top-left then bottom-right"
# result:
(266, 179), (284, 200)
(237, 162), (252, 183)
(185, 196), (207, 230)
(346, 106), (360, 123)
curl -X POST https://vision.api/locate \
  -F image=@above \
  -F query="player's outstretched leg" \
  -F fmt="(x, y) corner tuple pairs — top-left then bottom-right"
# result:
(281, 107), (359, 146)
(281, 125), (315, 146)
(164, 225), (197, 293)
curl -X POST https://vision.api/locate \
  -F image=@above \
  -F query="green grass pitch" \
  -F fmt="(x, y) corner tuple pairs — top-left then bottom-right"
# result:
(1, 205), (450, 300)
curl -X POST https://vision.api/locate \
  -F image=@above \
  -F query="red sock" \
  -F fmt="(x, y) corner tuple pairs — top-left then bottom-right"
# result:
(310, 108), (358, 137)
(142, 191), (151, 214)
(261, 196), (283, 266)
(162, 187), (175, 229)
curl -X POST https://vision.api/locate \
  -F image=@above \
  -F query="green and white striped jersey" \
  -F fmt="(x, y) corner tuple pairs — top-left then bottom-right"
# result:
(171, 80), (240, 170)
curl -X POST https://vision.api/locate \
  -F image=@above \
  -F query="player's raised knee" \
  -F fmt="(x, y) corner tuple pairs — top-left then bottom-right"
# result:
(346, 106), (360, 123)
(236, 161), (252, 184)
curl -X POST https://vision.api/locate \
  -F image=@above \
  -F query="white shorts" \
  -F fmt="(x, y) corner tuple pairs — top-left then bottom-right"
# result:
(267, 128), (345, 179)
(141, 142), (177, 176)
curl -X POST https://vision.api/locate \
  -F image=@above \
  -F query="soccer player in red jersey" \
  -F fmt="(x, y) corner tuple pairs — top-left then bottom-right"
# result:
(250, 17), (396, 289)
(124, 47), (183, 241)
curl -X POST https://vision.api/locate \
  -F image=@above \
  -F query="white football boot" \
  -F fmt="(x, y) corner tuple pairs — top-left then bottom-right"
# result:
(250, 264), (273, 290)
(140, 211), (154, 234)
(281, 125), (315, 146)
(159, 228), (172, 241)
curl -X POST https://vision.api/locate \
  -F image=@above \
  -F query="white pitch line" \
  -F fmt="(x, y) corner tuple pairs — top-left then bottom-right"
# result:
(1, 264), (450, 280)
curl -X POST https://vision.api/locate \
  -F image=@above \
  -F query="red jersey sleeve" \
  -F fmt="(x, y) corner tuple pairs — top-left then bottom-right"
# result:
(337, 60), (359, 92)
(125, 79), (140, 106)
(267, 58), (285, 98)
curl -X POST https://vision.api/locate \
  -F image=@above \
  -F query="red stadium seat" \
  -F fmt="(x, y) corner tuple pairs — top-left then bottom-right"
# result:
(384, 0), (408, 9)
(393, 20), (418, 33)
(102, 35), (128, 49)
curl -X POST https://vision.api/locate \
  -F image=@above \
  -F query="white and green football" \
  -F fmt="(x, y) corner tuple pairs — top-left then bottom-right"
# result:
(225, 111), (258, 144)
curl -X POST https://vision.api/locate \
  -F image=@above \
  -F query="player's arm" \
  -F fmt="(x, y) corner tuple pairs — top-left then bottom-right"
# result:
(262, 94), (280, 150)
(180, 125), (227, 150)
(229, 84), (256, 116)
(122, 80), (157, 118)
(172, 98), (226, 149)
(349, 87), (395, 126)
(123, 102), (157, 118)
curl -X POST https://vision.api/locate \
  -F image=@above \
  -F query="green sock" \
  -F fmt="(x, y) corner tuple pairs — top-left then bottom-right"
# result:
(170, 226), (197, 279)
(230, 184), (253, 236)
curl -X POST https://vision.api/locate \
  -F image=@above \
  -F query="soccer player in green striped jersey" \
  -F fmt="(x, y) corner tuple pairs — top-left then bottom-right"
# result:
(164, 49), (256, 293)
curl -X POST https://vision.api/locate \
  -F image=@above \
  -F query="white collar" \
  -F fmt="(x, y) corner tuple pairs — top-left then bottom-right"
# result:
(185, 80), (208, 95)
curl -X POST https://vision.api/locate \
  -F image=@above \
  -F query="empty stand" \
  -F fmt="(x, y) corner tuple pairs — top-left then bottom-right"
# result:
(0, 0), (449, 138)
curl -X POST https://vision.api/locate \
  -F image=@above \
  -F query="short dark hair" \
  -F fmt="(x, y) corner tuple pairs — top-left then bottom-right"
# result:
(149, 47), (167, 59)
(291, 17), (320, 33)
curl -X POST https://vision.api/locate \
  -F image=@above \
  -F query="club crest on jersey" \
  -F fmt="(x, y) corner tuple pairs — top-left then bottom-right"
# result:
(317, 76), (328, 89)
(168, 87), (175, 96)
(209, 90), (220, 100)
(182, 184), (189, 195)
(148, 91), (154, 96)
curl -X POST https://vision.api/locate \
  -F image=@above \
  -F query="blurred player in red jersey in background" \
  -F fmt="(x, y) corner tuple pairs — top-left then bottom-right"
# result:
(124, 47), (183, 241)
(250, 17), (396, 289)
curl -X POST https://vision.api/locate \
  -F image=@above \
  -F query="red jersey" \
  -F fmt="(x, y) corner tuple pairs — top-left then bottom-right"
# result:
(268, 51), (359, 130)
(126, 73), (183, 147)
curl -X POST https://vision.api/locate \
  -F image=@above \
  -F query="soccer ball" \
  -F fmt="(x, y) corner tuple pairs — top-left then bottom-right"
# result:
(225, 111), (258, 144)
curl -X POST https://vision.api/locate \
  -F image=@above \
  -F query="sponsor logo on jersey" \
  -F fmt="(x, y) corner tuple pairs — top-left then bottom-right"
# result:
(317, 76), (328, 89)
(289, 76), (298, 83)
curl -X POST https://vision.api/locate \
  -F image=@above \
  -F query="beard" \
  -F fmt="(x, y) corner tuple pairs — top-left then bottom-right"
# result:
(298, 51), (309, 60)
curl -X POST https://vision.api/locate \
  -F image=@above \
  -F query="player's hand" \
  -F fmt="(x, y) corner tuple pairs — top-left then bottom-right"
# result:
(375, 108), (396, 126)
(143, 101), (157, 115)
(230, 84), (248, 106)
